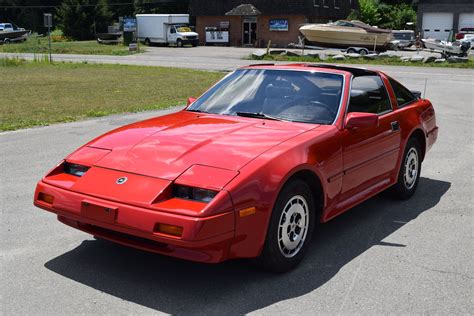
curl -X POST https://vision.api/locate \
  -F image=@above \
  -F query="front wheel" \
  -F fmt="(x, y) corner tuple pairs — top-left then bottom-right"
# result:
(390, 137), (422, 199)
(176, 39), (183, 47)
(257, 179), (316, 272)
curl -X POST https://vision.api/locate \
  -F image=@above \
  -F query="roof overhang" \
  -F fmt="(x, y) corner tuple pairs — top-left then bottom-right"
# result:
(225, 4), (262, 16)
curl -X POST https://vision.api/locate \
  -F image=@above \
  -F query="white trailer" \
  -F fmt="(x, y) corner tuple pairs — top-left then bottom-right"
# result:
(136, 14), (199, 47)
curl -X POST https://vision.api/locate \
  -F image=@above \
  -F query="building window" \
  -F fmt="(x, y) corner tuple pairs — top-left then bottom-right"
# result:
(334, 0), (341, 9)
(313, 0), (321, 7)
(323, 0), (329, 8)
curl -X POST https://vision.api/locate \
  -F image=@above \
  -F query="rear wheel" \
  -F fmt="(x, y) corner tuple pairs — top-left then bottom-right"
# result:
(390, 137), (422, 199)
(257, 179), (316, 272)
(346, 47), (356, 54)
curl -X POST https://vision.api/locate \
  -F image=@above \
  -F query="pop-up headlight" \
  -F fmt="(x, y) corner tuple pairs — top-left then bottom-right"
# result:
(64, 162), (90, 177)
(173, 185), (218, 203)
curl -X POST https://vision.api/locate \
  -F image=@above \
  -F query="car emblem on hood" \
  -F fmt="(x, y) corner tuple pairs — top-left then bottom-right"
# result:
(116, 177), (128, 185)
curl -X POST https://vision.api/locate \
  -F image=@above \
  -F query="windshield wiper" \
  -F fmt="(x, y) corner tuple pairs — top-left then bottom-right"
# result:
(235, 112), (286, 122)
(187, 109), (207, 113)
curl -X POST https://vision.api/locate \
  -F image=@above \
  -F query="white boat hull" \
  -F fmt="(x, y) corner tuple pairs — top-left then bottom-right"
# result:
(300, 24), (393, 50)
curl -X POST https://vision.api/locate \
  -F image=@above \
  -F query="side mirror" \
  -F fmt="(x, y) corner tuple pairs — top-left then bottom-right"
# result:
(186, 97), (197, 107)
(345, 112), (379, 129)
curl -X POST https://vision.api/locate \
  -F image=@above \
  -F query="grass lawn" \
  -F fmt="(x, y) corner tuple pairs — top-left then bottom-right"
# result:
(0, 60), (224, 131)
(0, 37), (139, 56)
(252, 54), (474, 69)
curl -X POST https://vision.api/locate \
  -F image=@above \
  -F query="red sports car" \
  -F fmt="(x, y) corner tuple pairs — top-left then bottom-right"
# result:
(34, 64), (438, 272)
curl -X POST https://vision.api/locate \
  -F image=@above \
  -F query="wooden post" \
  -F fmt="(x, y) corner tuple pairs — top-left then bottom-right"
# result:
(266, 40), (272, 55)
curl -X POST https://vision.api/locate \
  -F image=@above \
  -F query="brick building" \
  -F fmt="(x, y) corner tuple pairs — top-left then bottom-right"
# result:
(189, 0), (358, 47)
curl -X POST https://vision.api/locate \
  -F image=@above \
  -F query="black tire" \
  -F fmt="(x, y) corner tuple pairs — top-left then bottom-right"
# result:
(256, 179), (317, 273)
(346, 48), (356, 54)
(176, 39), (183, 47)
(144, 38), (151, 46)
(390, 137), (422, 200)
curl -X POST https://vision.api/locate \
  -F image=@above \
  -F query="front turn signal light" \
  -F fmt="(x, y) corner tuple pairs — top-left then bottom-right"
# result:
(239, 207), (256, 217)
(38, 192), (54, 205)
(155, 223), (183, 237)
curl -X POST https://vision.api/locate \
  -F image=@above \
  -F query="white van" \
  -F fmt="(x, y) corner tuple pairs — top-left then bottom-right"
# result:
(136, 14), (199, 47)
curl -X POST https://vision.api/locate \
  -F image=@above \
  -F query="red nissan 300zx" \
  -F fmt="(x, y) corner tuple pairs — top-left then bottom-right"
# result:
(34, 64), (438, 272)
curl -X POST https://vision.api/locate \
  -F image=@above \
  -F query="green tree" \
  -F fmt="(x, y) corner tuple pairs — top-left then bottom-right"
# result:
(348, 0), (417, 29)
(134, 0), (160, 14)
(57, 0), (113, 40)
(0, 0), (63, 33)
(347, 0), (381, 26)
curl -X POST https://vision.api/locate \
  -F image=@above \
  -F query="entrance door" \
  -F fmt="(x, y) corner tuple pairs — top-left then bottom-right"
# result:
(243, 19), (257, 45)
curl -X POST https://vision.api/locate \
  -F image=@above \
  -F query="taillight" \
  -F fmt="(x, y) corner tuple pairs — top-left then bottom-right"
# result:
(456, 33), (465, 40)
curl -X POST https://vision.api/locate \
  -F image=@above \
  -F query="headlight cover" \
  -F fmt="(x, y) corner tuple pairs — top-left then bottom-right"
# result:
(64, 162), (90, 177)
(173, 185), (218, 203)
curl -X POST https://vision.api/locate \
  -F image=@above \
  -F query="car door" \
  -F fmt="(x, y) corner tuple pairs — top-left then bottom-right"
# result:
(167, 25), (177, 43)
(340, 75), (402, 199)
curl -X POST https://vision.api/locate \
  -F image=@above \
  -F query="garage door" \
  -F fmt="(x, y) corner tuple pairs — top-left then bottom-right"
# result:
(422, 12), (453, 41)
(458, 13), (474, 30)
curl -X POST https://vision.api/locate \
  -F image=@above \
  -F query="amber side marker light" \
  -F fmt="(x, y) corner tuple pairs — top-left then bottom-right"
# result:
(38, 192), (54, 205)
(155, 223), (183, 237)
(239, 207), (256, 218)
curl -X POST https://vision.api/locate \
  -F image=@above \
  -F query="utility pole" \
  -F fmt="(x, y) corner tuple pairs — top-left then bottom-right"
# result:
(44, 13), (53, 62)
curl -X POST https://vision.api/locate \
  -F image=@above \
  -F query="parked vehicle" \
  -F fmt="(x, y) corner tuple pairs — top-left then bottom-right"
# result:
(390, 30), (415, 50)
(34, 64), (438, 272)
(96, 32), (122, 44)
(136, 14), (199, 47)
(455, 27), (474, 40)
(299, 20), (393, 51)
(460, 34), (474, 46)
(0, 22), (29, 43)
(422, 38), (472, 57)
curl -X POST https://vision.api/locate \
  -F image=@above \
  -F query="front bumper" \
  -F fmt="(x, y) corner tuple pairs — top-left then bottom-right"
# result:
(34, 181), (235, 263)
(180, 38), (199, 45)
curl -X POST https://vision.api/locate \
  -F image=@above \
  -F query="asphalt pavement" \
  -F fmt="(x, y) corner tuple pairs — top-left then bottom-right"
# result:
(0, 45), (461, 72)
(1, 50), (473, 315)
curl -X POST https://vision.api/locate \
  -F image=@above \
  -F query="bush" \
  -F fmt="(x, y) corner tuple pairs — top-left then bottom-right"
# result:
(50, 28), (67, 42)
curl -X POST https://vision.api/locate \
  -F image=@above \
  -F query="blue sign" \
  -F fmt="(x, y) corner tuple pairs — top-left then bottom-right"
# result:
(123, 18), (136, 32)
(269, 19), (288, 31)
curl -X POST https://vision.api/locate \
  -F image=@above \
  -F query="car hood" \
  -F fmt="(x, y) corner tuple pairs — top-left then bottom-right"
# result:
(80, 111), (317, 180)
(179, 31), (199, 37)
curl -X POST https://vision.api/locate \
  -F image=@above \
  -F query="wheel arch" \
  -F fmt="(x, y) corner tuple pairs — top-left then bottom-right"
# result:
(280, 168), (325, 221)
(409, 128), (426, 161)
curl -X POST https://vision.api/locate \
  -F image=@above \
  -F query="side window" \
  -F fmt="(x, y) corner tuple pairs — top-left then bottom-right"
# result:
(170, 27), (176, 34)
(388, 78), (416, 107)
(348, 75), (392, 115)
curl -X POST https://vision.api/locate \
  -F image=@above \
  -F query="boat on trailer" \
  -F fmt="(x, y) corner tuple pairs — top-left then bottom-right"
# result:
(299, 20), (393, 51)
(422, 39), (472, 57)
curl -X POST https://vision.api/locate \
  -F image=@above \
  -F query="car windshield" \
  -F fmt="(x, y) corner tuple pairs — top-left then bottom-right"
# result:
(187, 69), (344, 124)
(175, 24), (192, 32)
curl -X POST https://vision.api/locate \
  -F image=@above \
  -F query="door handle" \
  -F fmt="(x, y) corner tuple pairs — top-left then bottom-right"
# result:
(391, 121), (400, 132)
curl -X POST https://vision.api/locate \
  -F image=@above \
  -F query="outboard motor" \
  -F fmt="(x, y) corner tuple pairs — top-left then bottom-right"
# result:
(460, 41), (471, 57)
